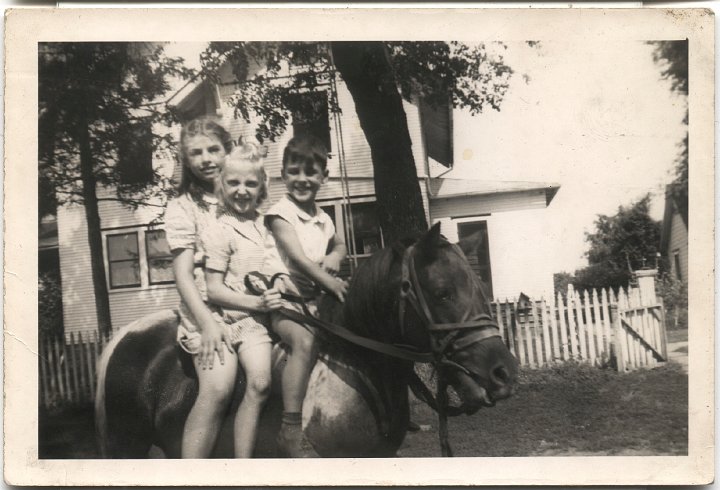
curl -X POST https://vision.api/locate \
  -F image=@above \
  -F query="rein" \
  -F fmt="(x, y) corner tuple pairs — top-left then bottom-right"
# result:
(245, 240), (501, 457)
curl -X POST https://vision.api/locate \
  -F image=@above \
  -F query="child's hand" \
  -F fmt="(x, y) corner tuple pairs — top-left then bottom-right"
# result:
(198, 322), (232, 370)
(258, 288), (283, 312)
(326, 278), (349, 303)
(321, 253), (343, 276)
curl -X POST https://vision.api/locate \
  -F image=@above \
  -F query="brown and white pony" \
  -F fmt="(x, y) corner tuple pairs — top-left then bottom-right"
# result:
(96, 224), (518, 458)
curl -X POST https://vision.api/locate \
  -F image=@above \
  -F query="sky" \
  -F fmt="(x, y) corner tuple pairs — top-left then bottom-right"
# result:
(165, 40), (687, 275)
(448, 40), (687, 273)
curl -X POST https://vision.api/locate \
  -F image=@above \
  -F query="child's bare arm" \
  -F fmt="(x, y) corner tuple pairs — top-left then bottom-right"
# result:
(321, 232), (347, 275)
(172, 248), (231, 366)
(205, 269), (282, 313)
(269, 216), (348, 301)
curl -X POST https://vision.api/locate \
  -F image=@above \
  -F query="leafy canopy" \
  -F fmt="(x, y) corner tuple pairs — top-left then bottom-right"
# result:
(38, 42), (192, 219)
(200, 41), (514, 143)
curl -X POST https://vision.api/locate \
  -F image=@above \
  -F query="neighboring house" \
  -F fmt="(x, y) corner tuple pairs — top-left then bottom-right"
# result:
(56, 65), (560, 337)
(660, 183), (688, 283)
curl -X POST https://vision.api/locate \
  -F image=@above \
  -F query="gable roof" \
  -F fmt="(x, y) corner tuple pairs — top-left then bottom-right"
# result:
(429, 178), (560, 206)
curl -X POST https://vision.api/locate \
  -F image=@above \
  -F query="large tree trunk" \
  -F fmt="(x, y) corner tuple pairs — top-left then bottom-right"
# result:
(330, 42), (428, 243)
(78, 123), (113, 338)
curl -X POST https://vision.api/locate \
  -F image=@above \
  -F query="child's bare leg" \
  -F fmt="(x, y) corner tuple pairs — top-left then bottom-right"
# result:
(273, 316), (316, 412)
(182, 352), (237, 458)
(272, 315), (317, 457)
(234, 342), (272, 458)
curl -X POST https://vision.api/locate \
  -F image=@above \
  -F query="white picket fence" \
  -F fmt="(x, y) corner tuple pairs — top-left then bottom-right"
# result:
(491, 285), (667, 371)
(38, 285), (667, 408)
(39, 331), (109, 409)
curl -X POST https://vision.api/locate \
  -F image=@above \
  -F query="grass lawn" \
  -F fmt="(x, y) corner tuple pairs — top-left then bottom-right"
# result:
(40, 362), (687, 459)
(666, 328), (688, 344)
(401, 362), (688, 457)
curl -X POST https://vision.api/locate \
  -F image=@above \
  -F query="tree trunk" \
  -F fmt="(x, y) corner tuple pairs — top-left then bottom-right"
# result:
(330, 42), (428, 243)
(78, 123), (113, 338)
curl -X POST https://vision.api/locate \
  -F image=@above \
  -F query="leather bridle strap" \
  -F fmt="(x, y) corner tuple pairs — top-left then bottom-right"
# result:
(276, 306), (435, 363)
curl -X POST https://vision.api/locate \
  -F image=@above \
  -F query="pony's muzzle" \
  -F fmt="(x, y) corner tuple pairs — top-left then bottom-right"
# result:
(489, 363), (517, 400)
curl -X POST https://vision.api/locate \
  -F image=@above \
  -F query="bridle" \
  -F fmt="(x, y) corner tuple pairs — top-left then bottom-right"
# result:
(245, 239), (502, 457)
(398, 242), (501, 456)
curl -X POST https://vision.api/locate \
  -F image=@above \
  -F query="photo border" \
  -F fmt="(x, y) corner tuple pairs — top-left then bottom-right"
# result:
(4, 7), (714, 486)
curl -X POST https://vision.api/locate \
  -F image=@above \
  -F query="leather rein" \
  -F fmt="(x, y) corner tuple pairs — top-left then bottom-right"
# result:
(247, 241), (501, 457)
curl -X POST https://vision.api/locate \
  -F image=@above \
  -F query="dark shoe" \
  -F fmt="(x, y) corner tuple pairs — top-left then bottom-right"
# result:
(276, 423), (318, 458)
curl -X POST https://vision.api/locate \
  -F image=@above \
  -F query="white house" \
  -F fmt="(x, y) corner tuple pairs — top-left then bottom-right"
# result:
(56, 64), (560, 337)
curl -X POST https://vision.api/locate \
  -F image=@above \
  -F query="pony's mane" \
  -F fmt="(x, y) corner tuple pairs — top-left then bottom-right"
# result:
(334, 234), (454, 343)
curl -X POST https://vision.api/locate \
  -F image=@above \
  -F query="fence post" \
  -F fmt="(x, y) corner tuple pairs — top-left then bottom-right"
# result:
(610, 304), (625, 372)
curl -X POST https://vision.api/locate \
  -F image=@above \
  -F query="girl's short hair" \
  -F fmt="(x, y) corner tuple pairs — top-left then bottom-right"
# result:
(216, 142), (269, 210)
(282, 135), (328, 171)
(178, 117), (234, 205)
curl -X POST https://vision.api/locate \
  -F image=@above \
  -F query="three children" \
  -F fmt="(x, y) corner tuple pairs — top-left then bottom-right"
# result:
(168, 117), (345, 459)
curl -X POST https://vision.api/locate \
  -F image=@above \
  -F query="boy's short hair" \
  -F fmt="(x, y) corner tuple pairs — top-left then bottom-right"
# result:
(282, 135), (328, 171)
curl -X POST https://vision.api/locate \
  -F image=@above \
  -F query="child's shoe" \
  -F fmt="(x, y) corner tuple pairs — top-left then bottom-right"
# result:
(276, 422), (318, 458)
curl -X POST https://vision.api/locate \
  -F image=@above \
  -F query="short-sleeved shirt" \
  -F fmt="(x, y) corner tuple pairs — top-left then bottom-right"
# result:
(262, 195), (335, 297)
(202, 209), (267, 321)
(164, 193), (218, 302)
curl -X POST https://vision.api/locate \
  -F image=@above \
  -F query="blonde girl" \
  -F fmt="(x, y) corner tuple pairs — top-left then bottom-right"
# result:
(164, 117), (236, 458)
(201, 144), (282, 457)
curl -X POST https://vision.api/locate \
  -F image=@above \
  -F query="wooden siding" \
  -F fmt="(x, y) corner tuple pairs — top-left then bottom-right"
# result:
(57, 204), (99, 335)
(431, 191), (553, 301)
(430, 189), (548, 222)
(109, 287), (179, 328)
(669, 211), (688, 282)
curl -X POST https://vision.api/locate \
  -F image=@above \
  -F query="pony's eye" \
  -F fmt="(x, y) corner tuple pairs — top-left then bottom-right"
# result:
(436, 289), (453, 302)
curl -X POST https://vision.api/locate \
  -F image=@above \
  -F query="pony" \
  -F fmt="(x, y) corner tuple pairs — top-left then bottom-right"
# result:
(95, 223), (518, 458)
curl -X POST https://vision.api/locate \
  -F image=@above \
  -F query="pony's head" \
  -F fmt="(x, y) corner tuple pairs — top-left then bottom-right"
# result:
(345, 223), (518, 414)
(410, 223), (518, 413)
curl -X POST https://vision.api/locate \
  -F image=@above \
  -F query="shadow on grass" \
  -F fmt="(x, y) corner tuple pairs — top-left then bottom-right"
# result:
(401, 362), (688, 457)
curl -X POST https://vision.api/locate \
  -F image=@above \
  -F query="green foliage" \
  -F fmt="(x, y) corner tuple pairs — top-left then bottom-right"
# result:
(649, 41), (688, 227)
(38, 42), (193, 219)
(560, 195), (662, 290)
(657, 274), (688, 330)
(39, 272), (64, 338)
(649, 40), (688, 94)
(201, 41), (514, 143)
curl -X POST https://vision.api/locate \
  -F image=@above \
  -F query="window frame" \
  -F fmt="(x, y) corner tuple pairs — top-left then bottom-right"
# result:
(102, 225), (176, 293)
(144, 229), (175, 286)
(673, 249), (682, 282)
(454, 216), (494, 300)
(317, 196), (384, 261)
(289, 89), (332, 153)
(105, 231), (142, 290)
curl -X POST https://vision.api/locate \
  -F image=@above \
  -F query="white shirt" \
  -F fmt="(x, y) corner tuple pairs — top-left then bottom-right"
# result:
(262, 195), (335, 296)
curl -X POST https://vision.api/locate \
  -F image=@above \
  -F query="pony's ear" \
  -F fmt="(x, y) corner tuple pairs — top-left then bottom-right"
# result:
(457, 231), (483, 257)
(416, 222), (443, 260)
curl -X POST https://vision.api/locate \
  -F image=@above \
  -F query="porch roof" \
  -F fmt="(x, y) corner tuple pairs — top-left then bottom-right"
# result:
(429, 178), (560, 206)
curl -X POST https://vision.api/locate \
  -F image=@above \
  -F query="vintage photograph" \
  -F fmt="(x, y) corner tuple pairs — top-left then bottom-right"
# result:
(5, 8), (714, 486)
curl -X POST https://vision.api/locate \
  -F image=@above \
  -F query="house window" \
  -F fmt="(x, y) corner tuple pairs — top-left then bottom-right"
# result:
(673, 249), (682, 281)
(457, 221), (493, 299)
(146, 230), (174, 285)
(291, 91), (331, 152)
(106, 232), (141, 289)
(319, 198), (384, 276)
(117, 118), (154, 185)
(103, 226), (175, 290)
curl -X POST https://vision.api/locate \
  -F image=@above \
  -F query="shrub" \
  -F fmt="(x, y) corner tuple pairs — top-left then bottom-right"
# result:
(657, 274), (687, 330)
